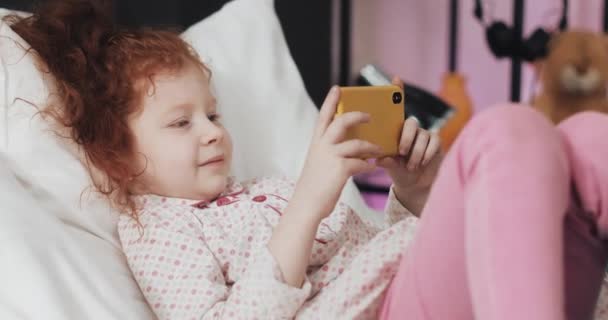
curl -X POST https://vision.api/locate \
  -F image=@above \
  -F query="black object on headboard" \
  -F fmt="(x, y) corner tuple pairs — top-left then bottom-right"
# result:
(0, 0), (332, 107)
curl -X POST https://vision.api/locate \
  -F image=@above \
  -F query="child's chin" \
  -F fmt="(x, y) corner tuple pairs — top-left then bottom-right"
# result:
(199, 174), (229, 193)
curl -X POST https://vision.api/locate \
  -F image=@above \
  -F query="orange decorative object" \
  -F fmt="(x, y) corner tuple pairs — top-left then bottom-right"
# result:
(437, 73), (473, 151)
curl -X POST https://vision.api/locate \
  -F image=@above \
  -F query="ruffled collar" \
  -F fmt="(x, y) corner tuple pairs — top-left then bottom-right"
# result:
(134, 176), (245, 209)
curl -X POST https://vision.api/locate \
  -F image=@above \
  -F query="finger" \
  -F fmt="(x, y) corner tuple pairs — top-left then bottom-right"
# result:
(314, 86), (340, 139)
(376, 156), (398, 169)
(335, 139), (383, 158)
(398, 117), (420, 156)
(421, 133), (441, 166)
(324, 111), (371, 143)
(377, 156), (407, 172)
(344, 158), (377, 176)
(391, 76), (404, 89)
(407, 129), (430, 170)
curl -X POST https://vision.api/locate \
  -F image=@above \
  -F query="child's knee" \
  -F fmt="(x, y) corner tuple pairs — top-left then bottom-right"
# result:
(558, 111), (608, 140)
(451, 104), (569, 187)
(557, 111), (608, 163)
(557, 111), (608, 226)
(462, 104), (558, 148)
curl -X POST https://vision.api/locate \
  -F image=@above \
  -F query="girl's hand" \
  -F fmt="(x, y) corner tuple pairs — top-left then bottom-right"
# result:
(270, 86), (381, 287)
(377, 77), (443, 216)
(377, 117), (441, 191)
(294, 86), (382, 220)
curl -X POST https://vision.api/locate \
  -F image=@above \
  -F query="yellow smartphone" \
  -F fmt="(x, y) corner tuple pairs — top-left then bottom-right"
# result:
(335, 85), (405, 158)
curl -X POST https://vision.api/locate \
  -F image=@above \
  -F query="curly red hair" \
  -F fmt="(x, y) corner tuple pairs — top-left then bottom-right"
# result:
(6, 0), (207, 220)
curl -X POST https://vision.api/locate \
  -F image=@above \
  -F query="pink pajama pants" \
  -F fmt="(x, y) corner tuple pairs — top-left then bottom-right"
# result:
(379, 105), (608, 319)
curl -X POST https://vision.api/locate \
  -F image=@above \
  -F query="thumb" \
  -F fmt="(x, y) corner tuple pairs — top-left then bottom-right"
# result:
(314, 86), (340, 139)
(391, 76), (404, 89)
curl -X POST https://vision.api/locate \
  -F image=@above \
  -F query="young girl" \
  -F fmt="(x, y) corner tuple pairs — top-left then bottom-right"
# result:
(10, 1), (608, 320)
(8, 1), (440, 319)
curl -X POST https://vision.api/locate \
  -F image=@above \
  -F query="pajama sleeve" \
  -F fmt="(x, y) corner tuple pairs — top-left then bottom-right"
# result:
(119, 219), (311, 320)
(594, 277), (608, 319)
(383, 185), (418, 226)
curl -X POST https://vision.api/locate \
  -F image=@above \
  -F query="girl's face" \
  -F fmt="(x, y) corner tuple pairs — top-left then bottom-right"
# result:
(129, 64), (233, 200)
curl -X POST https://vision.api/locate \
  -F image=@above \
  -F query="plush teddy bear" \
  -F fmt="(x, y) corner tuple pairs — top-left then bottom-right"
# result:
(533, 30), (608, 124)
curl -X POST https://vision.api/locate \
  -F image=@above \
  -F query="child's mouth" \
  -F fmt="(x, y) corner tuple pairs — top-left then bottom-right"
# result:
(199, 155), (225, 167)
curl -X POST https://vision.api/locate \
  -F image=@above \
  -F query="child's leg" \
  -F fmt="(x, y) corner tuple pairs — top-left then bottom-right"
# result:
(557, 112), (608, 319)
(379, 105), (571, 319)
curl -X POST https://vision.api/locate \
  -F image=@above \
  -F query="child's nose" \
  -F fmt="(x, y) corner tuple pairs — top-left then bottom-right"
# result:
(199, 123), (224, 145)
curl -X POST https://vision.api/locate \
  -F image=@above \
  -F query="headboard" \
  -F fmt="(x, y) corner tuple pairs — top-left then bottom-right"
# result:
(0, 0), (333, 107)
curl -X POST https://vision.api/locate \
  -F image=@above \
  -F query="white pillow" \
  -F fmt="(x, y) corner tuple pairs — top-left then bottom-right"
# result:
(0, 154), (155, 320)
(0, 0), (379, 318)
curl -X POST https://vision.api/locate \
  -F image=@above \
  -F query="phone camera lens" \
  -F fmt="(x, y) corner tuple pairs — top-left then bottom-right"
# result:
(392, 92), (402, 104)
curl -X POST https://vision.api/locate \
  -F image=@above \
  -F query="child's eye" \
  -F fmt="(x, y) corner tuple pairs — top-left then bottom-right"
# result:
(171, 119), (191, 128)
(208, 113), (221, 122)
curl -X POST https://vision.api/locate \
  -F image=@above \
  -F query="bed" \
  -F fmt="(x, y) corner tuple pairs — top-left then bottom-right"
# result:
(0, 0), (382, 319)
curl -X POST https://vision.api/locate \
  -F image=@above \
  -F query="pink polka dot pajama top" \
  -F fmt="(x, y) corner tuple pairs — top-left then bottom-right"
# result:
(118, 176), (419, 319)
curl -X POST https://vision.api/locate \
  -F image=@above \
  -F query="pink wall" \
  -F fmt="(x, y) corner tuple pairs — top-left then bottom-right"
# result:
(352, 0), (604, 111)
